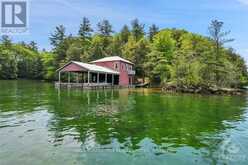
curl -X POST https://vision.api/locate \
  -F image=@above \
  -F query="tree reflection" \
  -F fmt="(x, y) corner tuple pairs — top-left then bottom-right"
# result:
(49, 88), (247, 159)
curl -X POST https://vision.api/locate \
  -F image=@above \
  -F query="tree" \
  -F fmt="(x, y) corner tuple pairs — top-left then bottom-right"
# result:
(109, 34), (123, 56)
(145, 30), (176, 83)
(49, 25), (66, 48)
(122, 36), (149, 81)
(78, 17), (93, 39)
(41, 52), (56, 80)
(208, 20), (234, 85)
(88, 35), (106, 60)
(148, 24), (159, 42)
(120, 25), (130, 43)
(1, 35), (12, 48)
(131, 19), (145, 41)
(28, 41), (38, 51)
(49, 25), (70, 67)
(66, 41), (83, 61)
(209, 20), (234, 56)
(97, 19), (113, 36)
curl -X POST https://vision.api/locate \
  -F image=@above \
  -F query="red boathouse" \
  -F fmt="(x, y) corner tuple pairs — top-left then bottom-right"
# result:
(56, 56), (135, 88)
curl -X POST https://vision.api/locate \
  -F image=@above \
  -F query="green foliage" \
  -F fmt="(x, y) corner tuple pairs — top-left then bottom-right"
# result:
(0, 19), (247, 89)
(131, 19), (145, 41)
(170, 54), (202, 87)
(120, 25), (130, 43)
(145, 30), (176, 83)
(148, 24), (159, 42)
(122, 36), (150, 79)
(41, 52), (56, 80)
(0, 45), (18, 79)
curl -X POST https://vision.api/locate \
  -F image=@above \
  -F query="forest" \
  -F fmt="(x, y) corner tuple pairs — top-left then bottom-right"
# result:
(0, 18), (247, 90)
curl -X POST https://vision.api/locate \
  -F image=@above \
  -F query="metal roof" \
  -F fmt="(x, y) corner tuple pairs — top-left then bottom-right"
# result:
(58, 61), (119, 74)
(91, 56), (134, 65)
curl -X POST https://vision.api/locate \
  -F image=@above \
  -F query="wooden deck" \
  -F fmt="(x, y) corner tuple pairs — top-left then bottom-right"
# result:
(55, 82), (134, 89)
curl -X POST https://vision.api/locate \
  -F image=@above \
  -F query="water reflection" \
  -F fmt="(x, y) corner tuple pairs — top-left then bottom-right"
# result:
(53, 86), (248, 156)
(0, 80), (248, 164)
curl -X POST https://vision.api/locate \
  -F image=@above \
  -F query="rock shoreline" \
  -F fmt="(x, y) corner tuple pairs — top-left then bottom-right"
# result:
(162, 85), (247, 95)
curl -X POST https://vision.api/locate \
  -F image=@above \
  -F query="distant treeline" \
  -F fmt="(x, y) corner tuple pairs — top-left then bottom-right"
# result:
(0, 18), (247, 88)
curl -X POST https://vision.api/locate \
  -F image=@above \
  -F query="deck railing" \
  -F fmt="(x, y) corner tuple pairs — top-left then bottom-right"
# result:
(128, 70), (136, 75)
(55, 82), (117, 89)
(55, 82), (135, 89)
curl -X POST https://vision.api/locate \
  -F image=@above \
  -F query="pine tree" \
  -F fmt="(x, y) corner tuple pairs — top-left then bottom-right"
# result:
(120, 25), (130, 43)
(208, 20), (234, 86)
(131, 19), (145, 41)
(49, 25), (66, 48)
(97, 19), (113, 36)
(78, 17), (93, 39)
(148, 24), (159, 42)
(29, 41), (38, 51)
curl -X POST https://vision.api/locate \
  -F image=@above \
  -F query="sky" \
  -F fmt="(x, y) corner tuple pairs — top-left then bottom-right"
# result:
(11, 0), (248, 62)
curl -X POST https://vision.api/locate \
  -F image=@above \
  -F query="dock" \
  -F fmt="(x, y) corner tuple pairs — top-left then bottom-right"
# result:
(55, 82), (134, 89)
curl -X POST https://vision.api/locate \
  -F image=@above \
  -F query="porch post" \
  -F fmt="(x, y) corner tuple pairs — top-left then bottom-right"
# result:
(97, 72), (99, 84)
(131, 76), (133, 87)
(68, 72), (70, 83)
(83, 72), (85, 83)
(105, 73), (107, 83)
(58, 71), (61, 83)
(82, 72), (84, 83)
(76, 72), (79, 83)
(88, 71), (90, 84)
(112, 74), (114, 86)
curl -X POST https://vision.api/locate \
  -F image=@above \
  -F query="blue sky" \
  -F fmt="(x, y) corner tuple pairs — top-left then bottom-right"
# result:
(12, 0), (248, 61)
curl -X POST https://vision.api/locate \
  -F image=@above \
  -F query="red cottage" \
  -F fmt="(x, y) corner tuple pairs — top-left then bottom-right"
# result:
(91, 56), (135, 86)
(56, 56), (135, 88)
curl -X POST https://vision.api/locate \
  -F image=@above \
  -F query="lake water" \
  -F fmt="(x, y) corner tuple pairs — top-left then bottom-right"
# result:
(0, 80), (248, 165)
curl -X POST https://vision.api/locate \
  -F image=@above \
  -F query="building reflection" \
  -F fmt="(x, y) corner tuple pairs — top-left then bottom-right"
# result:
(51, 88), (248, 163)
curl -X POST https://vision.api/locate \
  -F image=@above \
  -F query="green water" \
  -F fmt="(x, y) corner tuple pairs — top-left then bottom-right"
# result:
(0, 80), (248, 165)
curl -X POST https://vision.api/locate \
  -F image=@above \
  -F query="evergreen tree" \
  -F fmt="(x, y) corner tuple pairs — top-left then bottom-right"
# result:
(97, 19), (113, 36)
(29, 41), (38, 51)
(78, 17), (93, 39)
(49, 25), (66, 48)
(208, 20), (234, 86)
(1, 35), (12, 47)
(148, 24), (159, 42)
(131, 19), (145, 41)
(120, 25), (130, 43)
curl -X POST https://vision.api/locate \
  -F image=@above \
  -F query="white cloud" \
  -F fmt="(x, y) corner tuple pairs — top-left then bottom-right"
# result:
(237, 0), (248, 5)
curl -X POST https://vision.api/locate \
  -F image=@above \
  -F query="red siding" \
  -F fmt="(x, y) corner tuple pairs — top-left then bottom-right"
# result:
(93, 61), (134, 86)
(61, 63), (86, 72)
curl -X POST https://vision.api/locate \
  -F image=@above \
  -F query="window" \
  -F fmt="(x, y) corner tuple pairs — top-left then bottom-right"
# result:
(114, 63), (119, 70)
(126, 64), (129, 71)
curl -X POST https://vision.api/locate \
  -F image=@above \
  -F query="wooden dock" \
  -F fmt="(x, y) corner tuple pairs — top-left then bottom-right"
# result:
(55, 82), (134, 89)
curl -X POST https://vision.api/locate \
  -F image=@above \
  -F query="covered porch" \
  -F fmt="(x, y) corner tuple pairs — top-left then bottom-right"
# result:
(55, 61), (120, 89)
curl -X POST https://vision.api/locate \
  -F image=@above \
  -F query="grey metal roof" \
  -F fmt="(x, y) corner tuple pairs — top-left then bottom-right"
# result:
(91, 56), (134, 65)
(58, 61), (119, 74)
